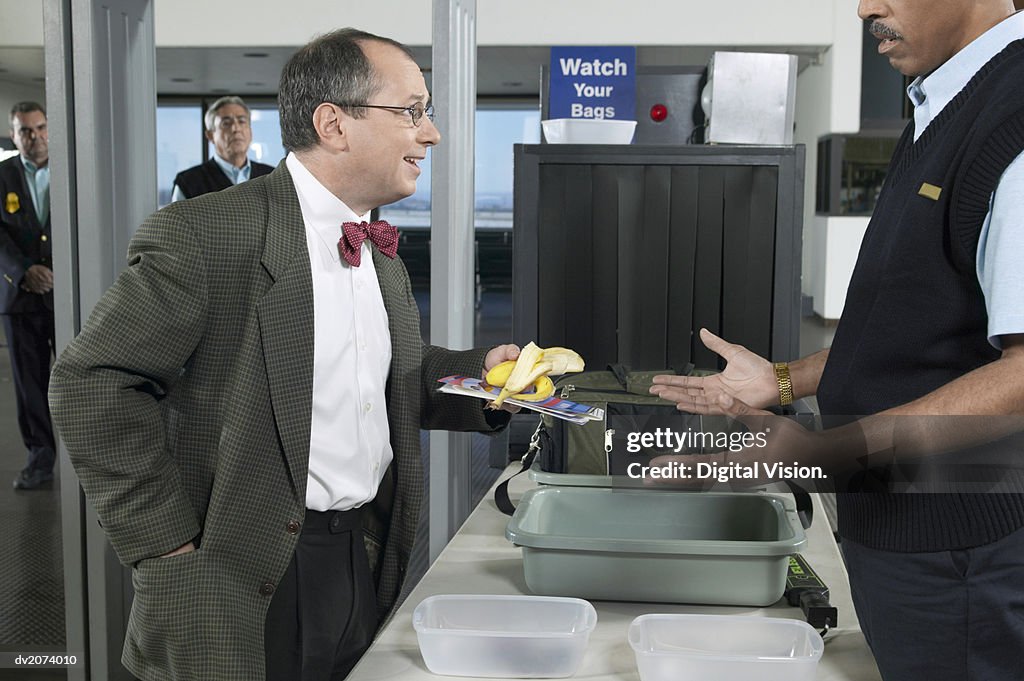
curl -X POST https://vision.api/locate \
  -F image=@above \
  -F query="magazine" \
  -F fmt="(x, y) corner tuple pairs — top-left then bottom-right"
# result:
(437, 375), (604, 425)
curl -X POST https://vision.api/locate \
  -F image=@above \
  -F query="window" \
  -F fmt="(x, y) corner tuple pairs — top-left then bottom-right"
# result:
(156, 104), (203, 207)
(475, 108), (541, 219)
(378, 104), (541, 344)
(378, 106), (540, 225)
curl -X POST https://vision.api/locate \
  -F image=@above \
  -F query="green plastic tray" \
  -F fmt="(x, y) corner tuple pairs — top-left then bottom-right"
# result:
(506, 487), (806, 606)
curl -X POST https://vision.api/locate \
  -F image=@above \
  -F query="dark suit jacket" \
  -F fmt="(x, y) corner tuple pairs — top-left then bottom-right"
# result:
(49, 163), (503, 680)
(173, 157), (275, 199)
(0, 155), (52, 314)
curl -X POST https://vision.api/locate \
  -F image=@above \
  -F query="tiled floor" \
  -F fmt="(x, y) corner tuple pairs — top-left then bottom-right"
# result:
(0, 324), (68, 681)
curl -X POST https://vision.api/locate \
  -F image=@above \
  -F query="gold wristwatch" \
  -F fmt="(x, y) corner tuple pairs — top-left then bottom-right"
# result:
(773, 362), (793, 407)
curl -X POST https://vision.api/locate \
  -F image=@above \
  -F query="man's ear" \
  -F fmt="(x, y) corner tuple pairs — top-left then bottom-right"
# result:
(205, 130), (214, 144)
(312, 103), (349, 151)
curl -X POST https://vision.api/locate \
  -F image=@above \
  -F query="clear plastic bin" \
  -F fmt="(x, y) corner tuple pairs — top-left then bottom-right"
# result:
(629, 613), (824, 681)
(413, 594), (597, 678)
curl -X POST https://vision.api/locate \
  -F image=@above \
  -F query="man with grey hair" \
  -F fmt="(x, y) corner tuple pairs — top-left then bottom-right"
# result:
(170, 95), (274, 200)
(50, 28), (519, 681)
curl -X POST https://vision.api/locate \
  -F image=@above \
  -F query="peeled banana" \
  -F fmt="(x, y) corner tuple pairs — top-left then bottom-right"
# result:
(512, 375), (555, 402)
(485, 360), (517, 387)
(487, 342), (584, 407)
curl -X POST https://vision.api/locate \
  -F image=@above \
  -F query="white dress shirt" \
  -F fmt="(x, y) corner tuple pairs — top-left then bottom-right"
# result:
(906, 11), (1024, 347)
(285, 152), (394, 511)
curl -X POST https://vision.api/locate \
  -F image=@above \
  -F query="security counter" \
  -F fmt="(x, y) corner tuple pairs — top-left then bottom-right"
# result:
(347, 466), (882, 681)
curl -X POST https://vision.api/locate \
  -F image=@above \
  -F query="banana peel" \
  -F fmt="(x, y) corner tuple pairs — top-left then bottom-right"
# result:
(489, 342), (584, 407)
(541, 347), (585, 374)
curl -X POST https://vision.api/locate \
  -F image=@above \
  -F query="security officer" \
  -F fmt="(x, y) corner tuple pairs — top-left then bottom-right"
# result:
(0, 101), (56, 490)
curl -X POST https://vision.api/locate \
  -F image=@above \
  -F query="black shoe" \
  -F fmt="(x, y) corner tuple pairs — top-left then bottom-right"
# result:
(13, 468), (54, 490)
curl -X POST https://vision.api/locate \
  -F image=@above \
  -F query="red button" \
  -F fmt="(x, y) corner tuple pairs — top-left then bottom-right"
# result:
(650, 104), (668, 122)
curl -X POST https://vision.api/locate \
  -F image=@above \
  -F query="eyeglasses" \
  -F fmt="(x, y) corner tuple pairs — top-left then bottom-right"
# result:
(344, 102), (435, 127)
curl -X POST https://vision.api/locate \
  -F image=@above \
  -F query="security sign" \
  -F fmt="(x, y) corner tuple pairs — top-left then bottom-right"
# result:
(549, 46), (636, 120)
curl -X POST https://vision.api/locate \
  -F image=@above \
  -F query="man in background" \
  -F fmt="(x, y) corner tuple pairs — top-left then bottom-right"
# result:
(171, 95), (274, 200)
(0, 102), (56, 490)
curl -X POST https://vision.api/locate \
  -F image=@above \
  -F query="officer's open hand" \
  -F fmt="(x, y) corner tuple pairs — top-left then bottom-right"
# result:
(650, 329), (779, 413)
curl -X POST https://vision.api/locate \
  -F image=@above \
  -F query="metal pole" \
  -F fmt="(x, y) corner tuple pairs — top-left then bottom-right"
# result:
(429, 0), (477, 562)
(45, 0), (157, 677)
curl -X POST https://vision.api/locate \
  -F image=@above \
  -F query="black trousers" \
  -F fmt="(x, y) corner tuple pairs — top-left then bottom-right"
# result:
(844, 523), (1024, 681)
(265, 508), (378, 681)
(1, 312), (56, 472)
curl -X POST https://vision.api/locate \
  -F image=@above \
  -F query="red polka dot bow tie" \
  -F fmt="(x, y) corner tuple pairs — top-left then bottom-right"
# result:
(338, 220), (399, 267)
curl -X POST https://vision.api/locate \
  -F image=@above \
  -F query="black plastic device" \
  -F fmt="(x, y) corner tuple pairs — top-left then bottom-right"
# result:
(784, 553), (838, 630)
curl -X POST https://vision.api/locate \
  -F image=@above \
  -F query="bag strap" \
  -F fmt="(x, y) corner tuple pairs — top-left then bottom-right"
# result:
(494, 423), (543, 516)
(607, 363), (631, 389)
(604, 364), (694, 392)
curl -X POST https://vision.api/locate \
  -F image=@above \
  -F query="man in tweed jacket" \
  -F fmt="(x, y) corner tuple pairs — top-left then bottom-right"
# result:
(49, 29), (516, 681)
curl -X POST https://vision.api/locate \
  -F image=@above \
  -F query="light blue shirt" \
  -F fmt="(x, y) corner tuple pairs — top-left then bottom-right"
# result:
(906, 11), (1024, 348)
(20, 156), (49, 225)
(170, 154), (253, 202)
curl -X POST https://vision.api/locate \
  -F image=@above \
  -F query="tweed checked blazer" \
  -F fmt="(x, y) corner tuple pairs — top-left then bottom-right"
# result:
(49, 163), (501, 681)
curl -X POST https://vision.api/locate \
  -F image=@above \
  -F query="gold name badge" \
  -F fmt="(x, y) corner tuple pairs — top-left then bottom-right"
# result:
(918, 183), (942, 201)
(5, 192), (20, 214)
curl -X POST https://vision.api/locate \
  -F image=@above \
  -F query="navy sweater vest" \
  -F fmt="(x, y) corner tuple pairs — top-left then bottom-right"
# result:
(173, 158), (274, 199)
(817, 40), (1024, 551)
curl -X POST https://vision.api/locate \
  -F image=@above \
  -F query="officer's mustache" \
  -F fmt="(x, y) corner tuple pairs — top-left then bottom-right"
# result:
(870, 20), (904, 41)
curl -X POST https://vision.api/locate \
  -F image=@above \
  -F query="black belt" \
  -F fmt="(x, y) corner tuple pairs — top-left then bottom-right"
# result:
(303, 507), (364, 534)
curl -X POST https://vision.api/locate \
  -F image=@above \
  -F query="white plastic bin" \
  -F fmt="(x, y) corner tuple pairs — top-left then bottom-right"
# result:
(628, 614), (823, 681)
(413, 594), (597, 678)
(541, 118), (637, 144)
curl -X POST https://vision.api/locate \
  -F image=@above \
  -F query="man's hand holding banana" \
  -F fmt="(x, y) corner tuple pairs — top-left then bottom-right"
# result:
(483, 342), (585, 408)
